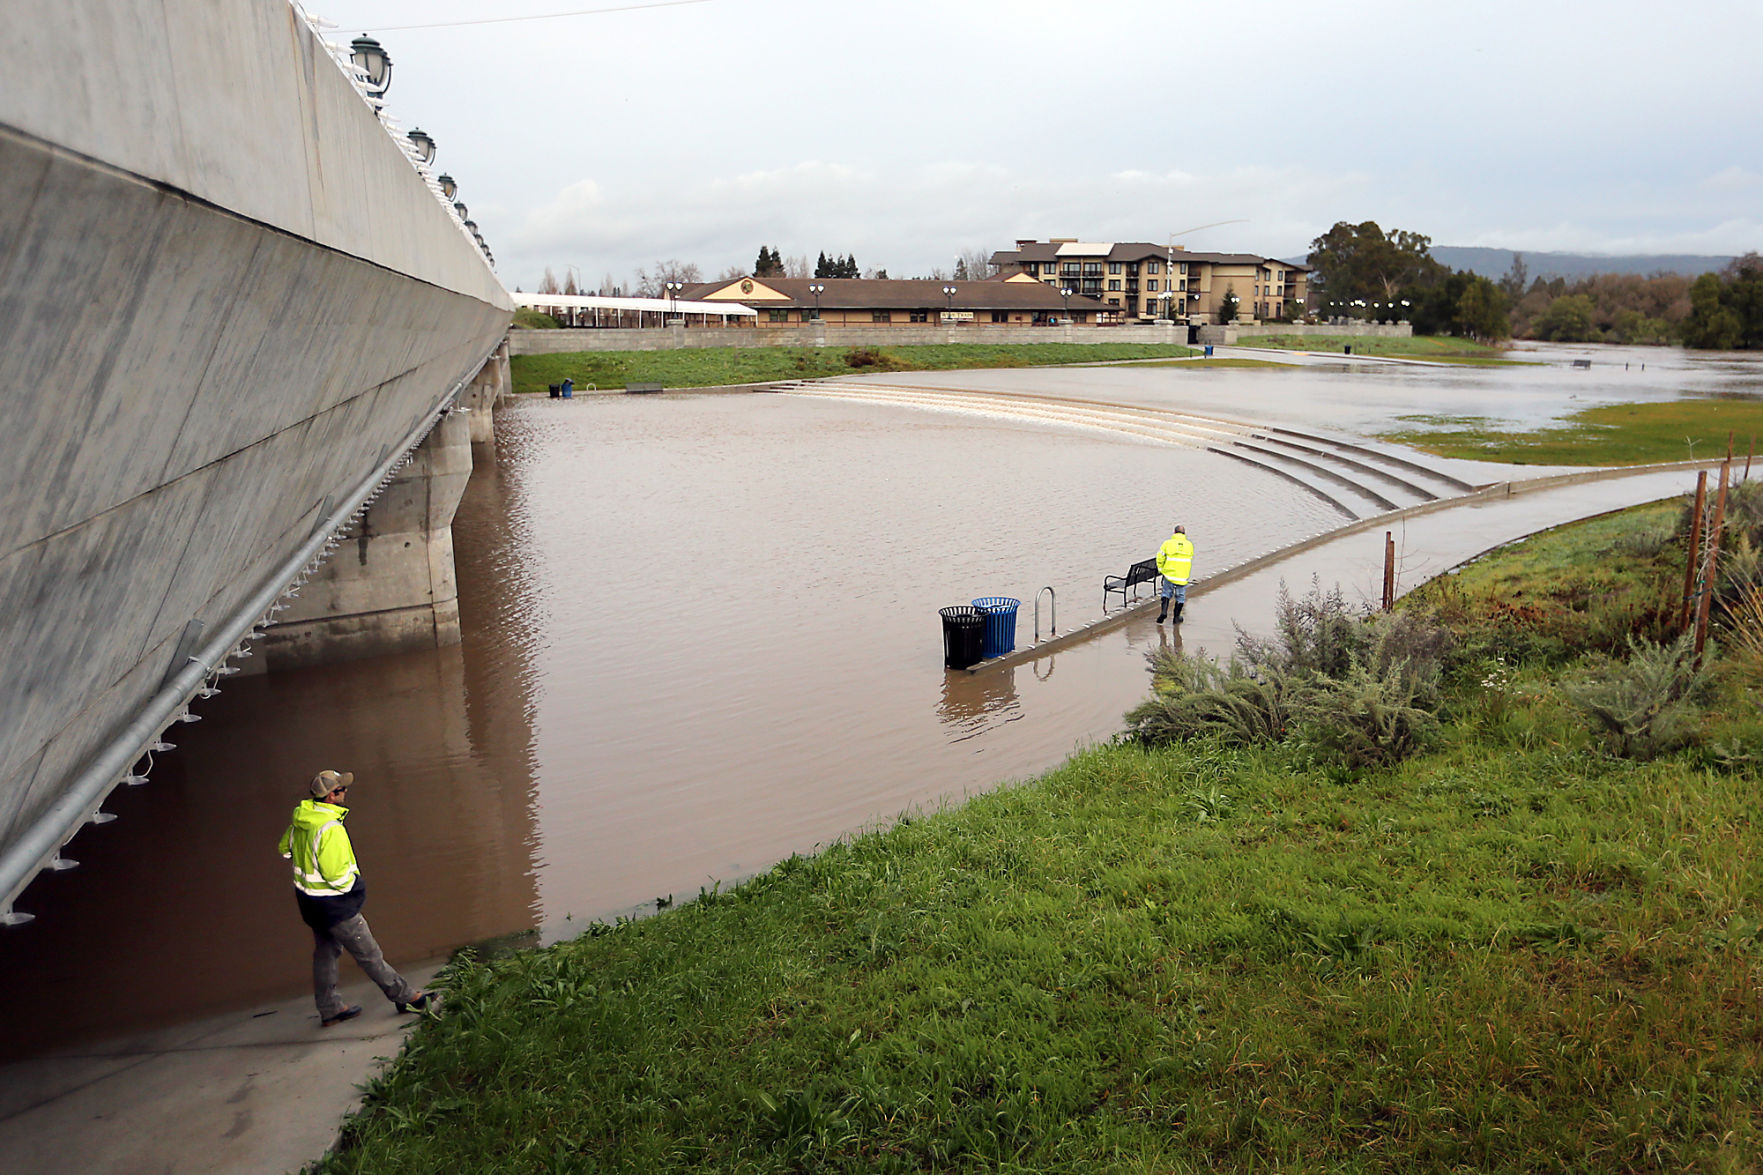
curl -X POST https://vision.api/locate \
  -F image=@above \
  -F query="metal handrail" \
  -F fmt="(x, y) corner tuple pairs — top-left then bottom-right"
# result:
(1034, 586), (1056, 642)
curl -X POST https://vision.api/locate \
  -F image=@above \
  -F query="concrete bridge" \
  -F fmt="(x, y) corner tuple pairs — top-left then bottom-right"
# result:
(0, 0), (515, 923)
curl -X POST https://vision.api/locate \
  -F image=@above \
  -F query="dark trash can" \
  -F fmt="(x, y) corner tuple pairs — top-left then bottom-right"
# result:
(561, 377), (574, 398)
(971, 596), (1020, 659)
(548, 383), (561, 398)
(939, 606), (985, 670)
(1343, 345), (1352, 355)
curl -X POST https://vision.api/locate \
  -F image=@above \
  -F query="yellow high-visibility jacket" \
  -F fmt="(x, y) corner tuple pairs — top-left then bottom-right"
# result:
(1156, 532), (1194, 585)
(278, 799), (360, 897)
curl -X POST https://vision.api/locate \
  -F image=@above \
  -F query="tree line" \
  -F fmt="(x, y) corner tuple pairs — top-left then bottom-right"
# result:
(1308, 220), (1763, 348)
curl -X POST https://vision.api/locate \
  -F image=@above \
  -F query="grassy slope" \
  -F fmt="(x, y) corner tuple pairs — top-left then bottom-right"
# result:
(509, 342), (1197, 394)
(1389, 399), (1763, 466)
(318, 503), (1763, 1174)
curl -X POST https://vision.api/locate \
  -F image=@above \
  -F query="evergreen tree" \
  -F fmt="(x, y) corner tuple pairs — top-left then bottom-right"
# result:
(815, 251), (830, 278)
(954, 257), (970, 280)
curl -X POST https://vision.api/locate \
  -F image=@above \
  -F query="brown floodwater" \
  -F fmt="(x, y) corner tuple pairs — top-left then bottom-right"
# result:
(4, 344), (1760, 1060)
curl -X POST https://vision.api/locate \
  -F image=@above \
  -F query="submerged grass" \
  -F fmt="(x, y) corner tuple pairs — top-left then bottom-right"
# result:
(314, 501), (1763, 1174)
(508, 342), (1196, 393)
(1387, 398), (1763, 466)
(1233, 334), (1512, 360)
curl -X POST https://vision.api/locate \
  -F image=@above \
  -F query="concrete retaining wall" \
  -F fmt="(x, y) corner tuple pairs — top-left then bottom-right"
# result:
(1241, 322), (1415, 339)
(510, 321), (1193, 355)
(0, 1), (513, 905)
(508, 318), (1411, 357)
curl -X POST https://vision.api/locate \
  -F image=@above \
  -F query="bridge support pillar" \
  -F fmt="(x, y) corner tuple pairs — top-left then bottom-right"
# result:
(251, 407), (472, 672)
(461, 338), (509, 444)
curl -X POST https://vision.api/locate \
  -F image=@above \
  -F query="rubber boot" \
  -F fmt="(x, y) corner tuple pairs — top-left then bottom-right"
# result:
(1172, 601), (1184, 624)
(1156, 601), (1167, 623)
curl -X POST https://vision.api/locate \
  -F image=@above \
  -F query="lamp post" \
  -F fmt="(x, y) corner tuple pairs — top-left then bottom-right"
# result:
(942, 284), (957, 319)
(664, 280), (684, 321)
(807, 282), (825, 321)
(348, 35), (393, 98)
(437, 174), (457, 201)
(452, 201), (468, 221)
(1060, 287), (1073, 322)
(406, 127), (435, 166)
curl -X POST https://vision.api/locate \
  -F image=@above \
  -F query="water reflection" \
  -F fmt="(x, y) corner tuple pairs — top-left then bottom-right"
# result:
(937, 665), (1021, 736)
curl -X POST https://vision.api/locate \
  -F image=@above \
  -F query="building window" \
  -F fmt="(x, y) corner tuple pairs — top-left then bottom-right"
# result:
(909, 308), (929, 322)
(1108, 279), (1121, 291)
(1061, 263), (1080, 276)
(1082, 263), (1102, 276)
(1108, 296), (1119, 305)
(991, 311), (1009, 322)
(1108, 262), (1121, 274)
(1147, 261), (1161, 274)
(1045, 279), (1057, 287)
(872, 310), (891, 322)
(1179, 262), (1188, 274)
(1147, 279), (1158, 292)
(768, 309), (789, 322)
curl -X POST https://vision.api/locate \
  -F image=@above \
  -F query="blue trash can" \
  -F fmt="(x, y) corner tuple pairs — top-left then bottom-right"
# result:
(561, 377), (574, 398)
(971, 597), (1020, 659)
(1203, 344), (1214, 357)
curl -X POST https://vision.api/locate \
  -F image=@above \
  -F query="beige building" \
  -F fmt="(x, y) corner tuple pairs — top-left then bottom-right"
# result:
(678, 275), (1113, 326)
(988, 239), (1310, 324)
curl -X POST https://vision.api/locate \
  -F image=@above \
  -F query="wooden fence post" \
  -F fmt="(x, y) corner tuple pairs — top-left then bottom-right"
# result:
(1694, 461), (1731, 661)
(1382, 531), (1395, 611)
(1681, 470), (1707, 632)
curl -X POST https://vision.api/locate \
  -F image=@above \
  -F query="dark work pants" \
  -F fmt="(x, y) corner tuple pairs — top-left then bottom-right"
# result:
(311, 913), (417, 1018)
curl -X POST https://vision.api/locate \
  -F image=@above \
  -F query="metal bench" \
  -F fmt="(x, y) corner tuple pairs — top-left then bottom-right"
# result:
(625, 382), (664, 394)
(1103, 557), (1160, 611)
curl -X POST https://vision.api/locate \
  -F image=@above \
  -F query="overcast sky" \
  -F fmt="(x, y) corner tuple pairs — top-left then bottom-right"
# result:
(317, 0), (1763, 291)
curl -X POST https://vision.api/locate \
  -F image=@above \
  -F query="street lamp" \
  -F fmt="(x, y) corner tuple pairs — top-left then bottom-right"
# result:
(942, 284), (957, 315)
(664, 280), (684, 318)
(406, 127), (435, 165)
(807, 282), (825, 320)
(437, 174), (457, 201)
(349, 35), (393, 98)
(1060, 287), (1073, 321)
(452, 201), (468, 221)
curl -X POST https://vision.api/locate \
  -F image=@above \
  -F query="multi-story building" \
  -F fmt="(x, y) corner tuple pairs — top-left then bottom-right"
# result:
(989, 239), (1310, 324)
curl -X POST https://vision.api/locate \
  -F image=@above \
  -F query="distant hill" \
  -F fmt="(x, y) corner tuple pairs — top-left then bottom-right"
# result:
(1282, 247), (1732, 280)
(1428, 247), (1733, 281)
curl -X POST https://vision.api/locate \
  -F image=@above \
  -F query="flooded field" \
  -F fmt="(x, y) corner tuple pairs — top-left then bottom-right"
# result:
(3, 343), (1760, 1058)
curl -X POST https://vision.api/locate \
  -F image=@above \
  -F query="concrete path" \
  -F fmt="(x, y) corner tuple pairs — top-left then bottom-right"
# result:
(0, 462), (1718, 1175)
(0, 961), (440, 1175)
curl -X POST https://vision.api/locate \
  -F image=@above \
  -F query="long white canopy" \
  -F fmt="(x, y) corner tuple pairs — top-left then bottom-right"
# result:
(511, 292), (757, 318)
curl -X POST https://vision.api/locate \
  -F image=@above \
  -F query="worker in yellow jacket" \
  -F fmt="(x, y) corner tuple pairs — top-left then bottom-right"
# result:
(1155, 524), (1194, 624)
(279, 769), (431, 1027)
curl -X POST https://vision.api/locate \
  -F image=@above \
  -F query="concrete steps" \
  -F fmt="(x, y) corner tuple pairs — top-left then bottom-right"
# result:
(778, 382), (1476, 521)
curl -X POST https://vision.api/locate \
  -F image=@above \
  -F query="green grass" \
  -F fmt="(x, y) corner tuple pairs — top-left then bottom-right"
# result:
(1235, 333), (1514, 361)
(315, 501), (1763, 1174)
(1388, 398), (1763, 466)
(509, 343), (1197, 394)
